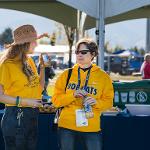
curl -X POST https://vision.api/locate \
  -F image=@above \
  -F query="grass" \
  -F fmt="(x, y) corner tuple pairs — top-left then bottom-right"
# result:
(47, 70), (142, 96)
(110, 72), (142, 81)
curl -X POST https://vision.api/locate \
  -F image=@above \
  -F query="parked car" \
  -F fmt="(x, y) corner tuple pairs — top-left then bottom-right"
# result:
(104, 55), (144, 75)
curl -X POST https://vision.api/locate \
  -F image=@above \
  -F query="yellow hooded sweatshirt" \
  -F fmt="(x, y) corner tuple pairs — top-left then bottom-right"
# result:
(0, 57), (42, 106)
(52, 64), (114, 132)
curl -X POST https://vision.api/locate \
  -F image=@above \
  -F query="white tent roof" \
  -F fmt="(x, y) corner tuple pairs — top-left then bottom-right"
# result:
(118, 50), (131, 57)
(58, 0), (150, 25)
(35, 45), (75, 54)
(57, 0), (150, 69)
(1, 0), (150, 68)
(1, 0), (149, 29)
(58, 0), (150, 19)
(105, 0), (150, 18)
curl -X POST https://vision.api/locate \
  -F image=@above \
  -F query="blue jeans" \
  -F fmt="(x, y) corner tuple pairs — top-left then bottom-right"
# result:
(58, 127), (102, 150)
(1, 107), (39, 150)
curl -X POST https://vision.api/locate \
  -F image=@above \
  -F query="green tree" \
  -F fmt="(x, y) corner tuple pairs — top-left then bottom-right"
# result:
(130, 46), (138, 52)
(0, 28), (13, 46)
(130, 46), (145, 55)
(138, 48), (145, 56)
(104, 41), (113, 53)
(113, 45), (124, 53)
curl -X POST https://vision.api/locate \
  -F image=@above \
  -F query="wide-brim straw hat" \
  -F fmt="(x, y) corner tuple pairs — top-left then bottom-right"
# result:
(12, 24), (37, 45)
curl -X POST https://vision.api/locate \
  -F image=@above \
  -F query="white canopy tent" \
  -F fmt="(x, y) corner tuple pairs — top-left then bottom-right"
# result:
(33, 45), (76, 64)
(57, 0), (150, 68)
(0, 0), (150, 68)
(57, 0), (150, 26)
(0, 0), (79, 29)
(1, 1), (149, 33)
(0, 0), (95, 30)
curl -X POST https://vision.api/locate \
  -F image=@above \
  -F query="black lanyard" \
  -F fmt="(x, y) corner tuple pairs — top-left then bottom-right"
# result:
(77, 66), (92, 90)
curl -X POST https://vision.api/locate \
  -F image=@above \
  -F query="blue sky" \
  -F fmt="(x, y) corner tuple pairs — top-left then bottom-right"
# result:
(0, 9), (146, 49)
(105, 19), (146, 49)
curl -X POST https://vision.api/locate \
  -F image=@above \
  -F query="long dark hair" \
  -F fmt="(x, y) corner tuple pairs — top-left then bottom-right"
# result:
(0, 43), (34, 81)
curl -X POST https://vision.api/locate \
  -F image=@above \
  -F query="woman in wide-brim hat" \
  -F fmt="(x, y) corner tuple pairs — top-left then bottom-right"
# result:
(0, 24), (46, 150)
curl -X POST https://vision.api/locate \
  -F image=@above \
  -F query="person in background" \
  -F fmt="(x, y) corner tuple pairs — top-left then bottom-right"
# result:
(140, 53), (150, 79)
(0, 24), (45, 150)
(52, 38), (114, 150)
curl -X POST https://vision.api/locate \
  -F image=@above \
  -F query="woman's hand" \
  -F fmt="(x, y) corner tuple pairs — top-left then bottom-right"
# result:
(40, 104), (56, 113)
(73, 89), (87, 99)
(21, 98), (43, 108)
(39, 53), (45, 67)
(83, 96), (96, 106)
(37, 33), (49, 39)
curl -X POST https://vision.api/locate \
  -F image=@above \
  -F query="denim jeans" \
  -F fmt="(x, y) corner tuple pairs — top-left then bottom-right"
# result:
(58, 127), (102, 150)
(1, 106), (39, 150)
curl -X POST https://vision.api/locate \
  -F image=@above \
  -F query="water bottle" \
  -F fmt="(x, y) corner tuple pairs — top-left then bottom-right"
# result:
(84, 103), (94, 119)
(114, 91), (119, 103)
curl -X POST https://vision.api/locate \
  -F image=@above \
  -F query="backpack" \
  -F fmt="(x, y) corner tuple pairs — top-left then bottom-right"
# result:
(53, 68), (72, 129)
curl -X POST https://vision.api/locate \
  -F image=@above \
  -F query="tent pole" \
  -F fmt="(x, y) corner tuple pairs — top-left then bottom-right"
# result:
(76, 10), (80, 42)
(146, 18), (150, 52)
(76, 11), (87, 41)
(80, 12), (87, 38)
(97, 0), (105, 69)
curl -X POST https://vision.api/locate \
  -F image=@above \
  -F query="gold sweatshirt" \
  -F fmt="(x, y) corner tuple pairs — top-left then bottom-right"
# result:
(52, 64), (114, 132)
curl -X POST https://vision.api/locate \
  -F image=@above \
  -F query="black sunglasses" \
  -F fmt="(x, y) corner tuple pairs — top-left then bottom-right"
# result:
(75, 49), (90, 55)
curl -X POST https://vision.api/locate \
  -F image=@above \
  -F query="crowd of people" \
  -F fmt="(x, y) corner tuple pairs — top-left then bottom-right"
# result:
(0, 24), (149, 150)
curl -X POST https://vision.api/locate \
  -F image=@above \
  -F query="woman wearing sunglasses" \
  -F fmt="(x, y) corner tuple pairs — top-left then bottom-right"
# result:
(52, 38), (114, 150)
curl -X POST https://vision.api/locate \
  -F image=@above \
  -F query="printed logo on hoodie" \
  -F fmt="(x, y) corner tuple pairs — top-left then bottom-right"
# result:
(67, 83), (97, 95)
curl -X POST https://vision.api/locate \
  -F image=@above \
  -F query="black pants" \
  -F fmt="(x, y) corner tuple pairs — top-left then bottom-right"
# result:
(1, 106), (39, 150)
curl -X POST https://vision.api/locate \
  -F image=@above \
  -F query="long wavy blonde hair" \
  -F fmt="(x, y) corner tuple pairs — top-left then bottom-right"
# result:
(0, 43), (34, 81)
